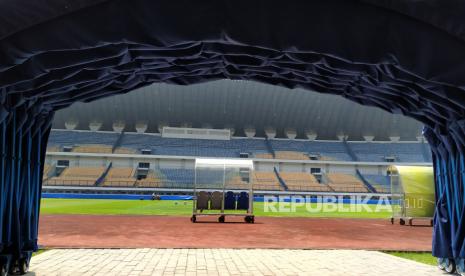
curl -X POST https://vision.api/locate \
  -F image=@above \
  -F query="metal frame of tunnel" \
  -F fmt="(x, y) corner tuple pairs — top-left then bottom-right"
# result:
(1, 0), (465, 274)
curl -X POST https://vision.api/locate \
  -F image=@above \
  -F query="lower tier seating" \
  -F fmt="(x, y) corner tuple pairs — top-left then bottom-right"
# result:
(103, 167), (136, 187)
(46, 167), (105, 186)
(326, 173), (368, 193)
(280, 172), (331, 192)
(364, 174), (391, 193)
(253, 171), (283, 190)
(226, 175), (250, 190)
(135, 170), (163, 188)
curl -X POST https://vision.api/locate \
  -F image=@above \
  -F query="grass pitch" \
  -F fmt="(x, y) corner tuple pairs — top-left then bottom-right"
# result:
(40, 198), (392, 218)
(385, 251), (436, 266)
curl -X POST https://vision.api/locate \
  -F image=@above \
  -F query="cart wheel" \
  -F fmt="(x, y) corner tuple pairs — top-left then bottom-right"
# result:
(244, 216), (254, 223)
(408, 218), (413, 226)
(399, 218), (405, 225)
(190, 215), (196, 223)
(390, 218), (394, 225)
(456, 259), (465, 276)
(18, 258), (29, 275)
(444, 258), (456, 274)
(218, 216), (225, 223)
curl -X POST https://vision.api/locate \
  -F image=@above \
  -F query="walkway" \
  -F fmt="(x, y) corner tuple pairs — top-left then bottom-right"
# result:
(28, 249), (442, 275)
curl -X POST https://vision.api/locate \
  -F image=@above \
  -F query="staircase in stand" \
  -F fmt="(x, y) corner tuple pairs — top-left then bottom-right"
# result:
(112, 131), (125, 153)
(265, 137), (276, 158)
(273, 167), (288, 190)
(342, 138), (358, 161)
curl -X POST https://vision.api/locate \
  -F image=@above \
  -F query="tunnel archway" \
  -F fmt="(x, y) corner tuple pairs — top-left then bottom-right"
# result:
(1, 0), (465, 272)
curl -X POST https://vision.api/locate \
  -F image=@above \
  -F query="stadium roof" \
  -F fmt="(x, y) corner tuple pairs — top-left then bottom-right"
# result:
(53, 80), (423, 140)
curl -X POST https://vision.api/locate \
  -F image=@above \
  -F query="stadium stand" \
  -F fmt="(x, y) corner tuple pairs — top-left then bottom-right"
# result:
(326, 173), (368, 193)
(47, 130), (431, 162)
(226, 176), (250, 190)
(348, 142), (428, 162)
(136, 170), (164, 188)
(43, 165), (52, 180)
(44, 130), (433, 193)
(274, 151), (309, 160)
(269, 139), (352, 161)
(363, 174), (391, 193)
(45, 146), (60, 152)
(113, 148), (137, 154)
(46, 167), (106, 186)
(254, 151), (275, 159)
(159, 168), (195, 188)
(48, 130), (119, 149)
(273, 168), (289, 190)
(280, 172), (331, 192)
(117, 133), (270, 157)
(264, 138), (276, 158)
(102, 167), (136, 187)
(252, 171), (283, 190)
(73, 144), (113, 153)
(355, 170), (377, 193)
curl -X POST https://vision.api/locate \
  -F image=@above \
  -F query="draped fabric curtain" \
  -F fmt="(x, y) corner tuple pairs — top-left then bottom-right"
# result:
(1, 0), (465, 268)
(424, 126), (465, 259)
(0, 108), (53, 268)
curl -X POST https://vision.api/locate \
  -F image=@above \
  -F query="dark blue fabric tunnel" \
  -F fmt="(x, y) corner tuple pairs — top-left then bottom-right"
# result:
(1, 0), (465, 269)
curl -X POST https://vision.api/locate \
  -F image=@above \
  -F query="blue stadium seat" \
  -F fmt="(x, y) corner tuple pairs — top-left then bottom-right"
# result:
(48, 130), (118, 147)
(349, 142), (427, 162)
(237, 192), (249, 210)
(224, 191), (236, 210)
(270, 139), (352, 161)
(118, 133), (269, 157)
(363, 174), (391, 193)
(47, 130), (431, 163)
(159, 168), (195, 188)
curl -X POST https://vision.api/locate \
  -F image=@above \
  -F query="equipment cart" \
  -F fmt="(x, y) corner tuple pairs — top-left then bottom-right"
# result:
(191, 158), (254, 223)
(389, 165), (434, 226)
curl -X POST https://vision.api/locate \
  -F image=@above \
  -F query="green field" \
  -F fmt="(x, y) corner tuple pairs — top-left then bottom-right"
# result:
(40, 198), (392, 218)
(385, 251), (436, 266)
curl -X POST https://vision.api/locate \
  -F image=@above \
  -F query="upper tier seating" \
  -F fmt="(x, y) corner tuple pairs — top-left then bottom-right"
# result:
(103, 167), (136, 187)
(253, 171), (283, 190)
(46, 146), (60, 152)
(326, 173), (368, 193)
(274, 151), (309, 160)
(46, 130), (432, 163)
(46, 166), (105, 186)
(118, 133), (269, 158)
(48, 130), (118, 148)
(280, 172), (331, 192)
(73, 144), (112, 153)
(254, 151), (274, 159)
(270, 140), (352, 161)
(113, 148), (137, 154)
(349, 142), (428, 162)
